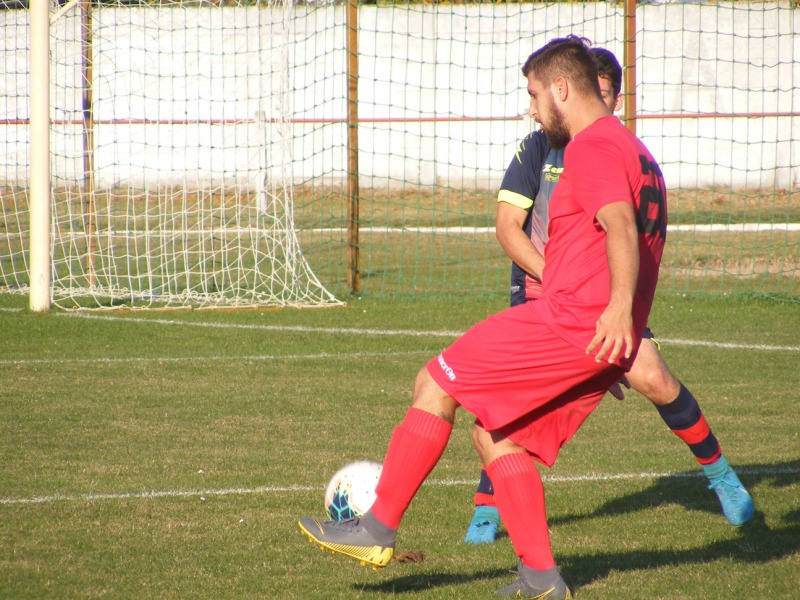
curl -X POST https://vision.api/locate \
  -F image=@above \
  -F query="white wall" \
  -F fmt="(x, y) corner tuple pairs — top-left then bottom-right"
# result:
(1, 2), (798, 190)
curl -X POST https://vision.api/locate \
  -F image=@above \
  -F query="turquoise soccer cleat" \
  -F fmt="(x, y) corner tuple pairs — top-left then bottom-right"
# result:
(704, 456), (755, 527)
(464, 505), (500, 544)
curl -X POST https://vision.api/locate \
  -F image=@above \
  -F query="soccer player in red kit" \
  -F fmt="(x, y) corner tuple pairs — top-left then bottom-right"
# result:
(464, 47), (753, 545)
(300, 36), (667, 599)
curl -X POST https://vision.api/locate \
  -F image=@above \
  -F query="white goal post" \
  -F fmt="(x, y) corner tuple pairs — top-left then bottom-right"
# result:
(25, 0), (341, 310)
(29, 0), (50, 311)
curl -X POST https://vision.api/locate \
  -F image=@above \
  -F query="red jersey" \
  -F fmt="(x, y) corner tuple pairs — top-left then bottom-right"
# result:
(538, 116), (667, 368)
(427, 115), (666, 450)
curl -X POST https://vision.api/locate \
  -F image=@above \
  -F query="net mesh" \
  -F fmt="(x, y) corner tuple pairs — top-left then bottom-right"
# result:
(1, 1), (798, 307)
(4, 0), (342, 308)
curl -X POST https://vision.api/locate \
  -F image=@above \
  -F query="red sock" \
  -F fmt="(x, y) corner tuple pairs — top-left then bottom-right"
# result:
(656, 385), (721, 465)
(474, 492), (496, 507)
(486, 452), (554, 570)
(669, 414), (722, 465)
(369, 407), (452, 529)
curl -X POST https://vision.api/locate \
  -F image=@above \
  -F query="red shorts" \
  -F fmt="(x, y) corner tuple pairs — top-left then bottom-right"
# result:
(426, 302), (623, 466)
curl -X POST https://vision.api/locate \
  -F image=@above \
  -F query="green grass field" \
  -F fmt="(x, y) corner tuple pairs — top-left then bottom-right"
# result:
(1, 292), (798, 599)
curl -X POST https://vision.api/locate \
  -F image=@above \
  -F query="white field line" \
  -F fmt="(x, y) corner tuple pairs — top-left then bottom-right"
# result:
(57, 312), (800, 353)
(308, 224), (800, 235)
(657, 338), (800, 352)
(44, 223), (800, 237)
(0, 349), (429, 367)
(59, 312), (466, 338)
(2, 465), (797, 506)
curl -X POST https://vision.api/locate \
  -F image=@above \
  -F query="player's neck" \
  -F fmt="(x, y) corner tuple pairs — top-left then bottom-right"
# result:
(567, 99), (612, 140)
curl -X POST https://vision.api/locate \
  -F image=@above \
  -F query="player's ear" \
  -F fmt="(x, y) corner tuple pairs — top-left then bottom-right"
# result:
(614, 93), (623, 112)
(553, 76), (568, 102)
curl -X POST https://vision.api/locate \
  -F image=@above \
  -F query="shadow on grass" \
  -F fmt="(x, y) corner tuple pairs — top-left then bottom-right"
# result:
(550, 458), (800, 527)
(561, 508), (800, 589)
(353, 567), (513, 595)
(355, 459), (799, 594)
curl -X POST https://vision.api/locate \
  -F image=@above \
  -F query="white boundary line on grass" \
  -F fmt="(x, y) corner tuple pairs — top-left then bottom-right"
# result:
(39, 223), (800, 237)
(2, 465), (797, 506)
(57, 313), (800, 353)
(326, 223), (800, 234)
(60, 313), (467, 338)
(0, 349), (430, 367)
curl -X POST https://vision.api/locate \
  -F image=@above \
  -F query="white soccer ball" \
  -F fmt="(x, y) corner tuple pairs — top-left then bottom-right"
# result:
(324, 460), (383, 521)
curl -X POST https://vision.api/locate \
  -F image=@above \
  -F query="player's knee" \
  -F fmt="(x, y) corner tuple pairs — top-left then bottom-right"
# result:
(634, 364), (680, 405)
(472, 425), (500, 466)
(412, 365), (437, 397)
(471, 424), (523, 465)
(627, 340), (680, 404)
(471, 423), (488, 454)
(411, 366), (457, 418)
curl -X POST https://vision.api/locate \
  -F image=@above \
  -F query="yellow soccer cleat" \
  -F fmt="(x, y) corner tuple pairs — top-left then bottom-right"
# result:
(298, 516), (395, 569)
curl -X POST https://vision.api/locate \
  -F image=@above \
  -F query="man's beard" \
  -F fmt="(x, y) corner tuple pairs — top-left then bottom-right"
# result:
(541, 100), (570, 150)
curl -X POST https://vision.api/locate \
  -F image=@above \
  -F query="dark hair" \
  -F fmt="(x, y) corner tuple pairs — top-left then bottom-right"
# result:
(521, 35), (600, 99)
(591, 47), (622, 98)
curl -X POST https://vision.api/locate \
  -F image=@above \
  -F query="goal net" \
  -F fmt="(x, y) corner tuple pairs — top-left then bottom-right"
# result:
(2, 0), (341, 309)
(2, 2), (798, 307)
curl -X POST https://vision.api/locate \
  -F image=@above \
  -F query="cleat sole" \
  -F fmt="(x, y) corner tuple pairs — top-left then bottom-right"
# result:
(298, 520), (393, 569)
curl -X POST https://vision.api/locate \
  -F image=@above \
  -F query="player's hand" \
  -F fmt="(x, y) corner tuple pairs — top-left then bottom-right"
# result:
(608, 374), (631, 401)
(586, 302), (634, 364)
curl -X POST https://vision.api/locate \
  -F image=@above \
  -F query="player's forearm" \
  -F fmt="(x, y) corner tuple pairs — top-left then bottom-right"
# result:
(604, 218), (639, 309)
(496, 226), (544, 280)
(498, 231), (545, 280)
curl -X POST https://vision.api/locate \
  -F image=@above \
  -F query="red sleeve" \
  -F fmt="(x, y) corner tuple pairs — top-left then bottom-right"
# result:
(564, 139), (633, 222)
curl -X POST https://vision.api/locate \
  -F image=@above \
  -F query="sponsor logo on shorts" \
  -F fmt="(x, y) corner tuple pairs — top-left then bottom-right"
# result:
(437, 354), (456, 381)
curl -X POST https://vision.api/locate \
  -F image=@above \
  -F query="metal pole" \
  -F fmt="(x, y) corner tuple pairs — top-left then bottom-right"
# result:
(346, 0), (360, 294)
(623, 0), (637, 136)
(29, 0), (51, 311)
(82, 0), (97, 286)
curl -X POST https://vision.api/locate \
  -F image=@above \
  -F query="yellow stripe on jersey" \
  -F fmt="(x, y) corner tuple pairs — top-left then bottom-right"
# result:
(497, 189), (534, 210)
(515, 138), (526, 164)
